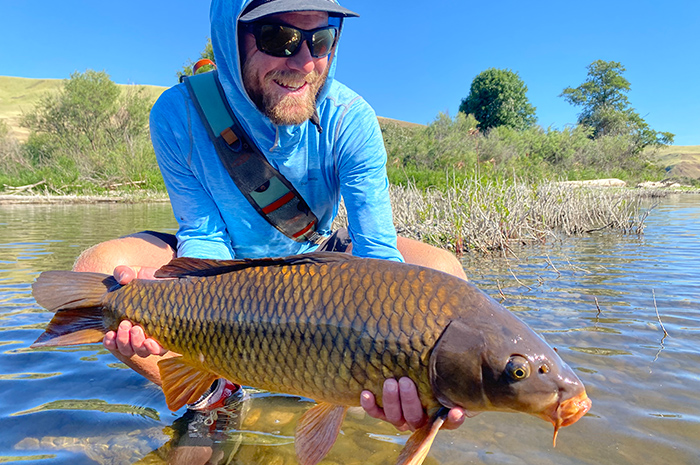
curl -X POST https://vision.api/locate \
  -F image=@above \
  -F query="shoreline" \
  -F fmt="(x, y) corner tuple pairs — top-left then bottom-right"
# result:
(2, 182), (697, 206)
(1, 185), (697, 206)
(0, 193), (171, 205)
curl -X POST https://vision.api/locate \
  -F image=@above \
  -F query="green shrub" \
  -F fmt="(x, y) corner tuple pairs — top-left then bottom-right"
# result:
(380, 113), (665, 190)
(8, 70), (164, 193)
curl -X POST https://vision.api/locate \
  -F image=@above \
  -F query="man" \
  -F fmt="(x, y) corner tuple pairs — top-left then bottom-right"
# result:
(74, 0), (466, 432)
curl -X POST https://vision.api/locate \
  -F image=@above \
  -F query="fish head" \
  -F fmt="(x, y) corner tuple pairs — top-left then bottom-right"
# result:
(430, 316), (591, 444)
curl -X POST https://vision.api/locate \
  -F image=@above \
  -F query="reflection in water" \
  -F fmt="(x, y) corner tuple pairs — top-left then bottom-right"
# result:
(12, 399), (160, 421)
(1, 196), (700, 464)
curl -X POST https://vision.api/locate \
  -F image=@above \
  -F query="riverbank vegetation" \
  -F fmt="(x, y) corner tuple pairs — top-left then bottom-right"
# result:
(331, 179), (660, 254)
(382, 112), (666, 190)
(0, 68), (688, 252)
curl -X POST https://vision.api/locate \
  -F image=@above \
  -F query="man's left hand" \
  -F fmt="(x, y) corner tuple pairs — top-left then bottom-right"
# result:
(360, 377), (465, 431)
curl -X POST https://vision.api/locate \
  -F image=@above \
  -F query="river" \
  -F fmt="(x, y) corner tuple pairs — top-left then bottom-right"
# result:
(0, 194), (698, 465)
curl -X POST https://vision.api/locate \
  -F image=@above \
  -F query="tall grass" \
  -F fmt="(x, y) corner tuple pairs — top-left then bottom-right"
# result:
(335, 179), (660, 253)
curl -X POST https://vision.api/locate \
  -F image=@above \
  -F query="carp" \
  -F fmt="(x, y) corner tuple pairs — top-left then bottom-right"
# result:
(31, 252), (591, 465)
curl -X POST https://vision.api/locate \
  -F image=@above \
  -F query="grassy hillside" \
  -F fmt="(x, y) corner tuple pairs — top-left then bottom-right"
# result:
(646, 145), (700, 179)
(0, 75), (166, 141)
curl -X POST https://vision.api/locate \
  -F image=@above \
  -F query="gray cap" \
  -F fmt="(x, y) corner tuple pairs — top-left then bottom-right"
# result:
(239, 0), (359, 22)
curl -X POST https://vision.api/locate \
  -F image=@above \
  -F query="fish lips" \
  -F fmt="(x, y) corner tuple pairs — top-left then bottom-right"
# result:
(538, 390), (592, 446)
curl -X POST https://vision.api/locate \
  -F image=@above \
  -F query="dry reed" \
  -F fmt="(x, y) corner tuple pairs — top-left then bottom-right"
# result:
(335, 178), (662, 254)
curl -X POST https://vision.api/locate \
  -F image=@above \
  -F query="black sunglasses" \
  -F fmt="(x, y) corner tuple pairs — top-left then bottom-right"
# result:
(245, 23), (339, 59)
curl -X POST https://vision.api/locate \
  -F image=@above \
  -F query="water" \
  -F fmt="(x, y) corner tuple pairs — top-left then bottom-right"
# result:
(0, 196), (698, 465)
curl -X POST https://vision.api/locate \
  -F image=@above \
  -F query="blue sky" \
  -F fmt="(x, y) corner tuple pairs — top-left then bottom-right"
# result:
(2, 0), (699, 145)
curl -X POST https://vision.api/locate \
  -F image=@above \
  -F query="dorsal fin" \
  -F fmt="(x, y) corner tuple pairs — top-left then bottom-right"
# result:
(154, 252), (357, 279)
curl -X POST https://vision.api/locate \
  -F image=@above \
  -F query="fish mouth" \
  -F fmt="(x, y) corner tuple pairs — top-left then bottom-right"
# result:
(538, 391), (592, 447)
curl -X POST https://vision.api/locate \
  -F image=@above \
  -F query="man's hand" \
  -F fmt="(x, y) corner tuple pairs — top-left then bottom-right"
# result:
(113, 264), (158, 284)
(103, 265), (168, 358)
(360, 377), (466, 431)
(103, 319), (168, 358)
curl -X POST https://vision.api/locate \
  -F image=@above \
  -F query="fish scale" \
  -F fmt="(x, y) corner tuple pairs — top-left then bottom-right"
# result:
(101, 258), (449, 408)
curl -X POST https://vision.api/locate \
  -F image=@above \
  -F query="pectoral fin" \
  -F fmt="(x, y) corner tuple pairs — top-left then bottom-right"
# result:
(158, 356), (218, 411)
(295, 402), (348, 465)
(396, 407), (449, 465)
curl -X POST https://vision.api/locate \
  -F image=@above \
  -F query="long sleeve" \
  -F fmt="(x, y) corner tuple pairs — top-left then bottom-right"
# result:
(150, 87), (235, 260)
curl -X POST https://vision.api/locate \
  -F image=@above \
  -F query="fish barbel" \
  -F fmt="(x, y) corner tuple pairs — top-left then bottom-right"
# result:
(31, 252), (591, 465)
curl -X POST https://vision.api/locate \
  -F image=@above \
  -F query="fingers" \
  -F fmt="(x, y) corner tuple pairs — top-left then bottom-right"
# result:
(361, 385), (410, 431)
(115, 320), (136, 357)
(103, 320), (166, 358)
(129, 325), (152, 358)
(398, 377), (427, 430)
(144, 338), (169, 356)
(382, 378), (405, 427)
(103, 331), (117, 351)
(442, 407), (466, 430)
(114, 265), (137, 285)
(136, 266), (159, 280)
(360, 377), (428, 432)
(113, 265), (159, 284)
(360, 390), (385, 420)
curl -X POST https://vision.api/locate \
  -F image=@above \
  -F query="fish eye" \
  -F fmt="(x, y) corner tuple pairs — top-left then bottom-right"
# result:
(506, 355), (531, 381)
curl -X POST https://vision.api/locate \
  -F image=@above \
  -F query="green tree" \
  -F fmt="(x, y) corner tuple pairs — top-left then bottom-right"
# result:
(23, 70), (120, 152)
(21, 70), (156, 181)
(177, 38), (215, 81)
(561, 60), (674, 147)
(459, 68), (537, 132)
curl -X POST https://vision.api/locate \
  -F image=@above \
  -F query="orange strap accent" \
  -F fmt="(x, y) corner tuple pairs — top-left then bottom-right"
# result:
(262, 191), (295, 214)
(293, 220), (316, 238)
(193, 58), (216, 75)
(220, 127), (239, 145)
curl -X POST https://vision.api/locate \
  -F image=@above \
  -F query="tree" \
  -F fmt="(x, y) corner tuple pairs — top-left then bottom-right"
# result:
(21, 70), (154, 178)
(23, 70), (120, 151)
(561, 60), (674, 147)
(459, 68), (537, 132)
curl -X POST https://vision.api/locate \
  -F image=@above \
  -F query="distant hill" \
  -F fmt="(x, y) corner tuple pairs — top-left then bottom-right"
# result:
(647, 144), (700, 180)
(0, 76), (166, 142)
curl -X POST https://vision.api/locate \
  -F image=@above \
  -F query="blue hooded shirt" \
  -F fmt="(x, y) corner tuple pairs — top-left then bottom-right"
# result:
(149, 0), (403, 262)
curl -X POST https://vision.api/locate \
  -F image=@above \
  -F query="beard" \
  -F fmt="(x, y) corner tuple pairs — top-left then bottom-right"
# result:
(243, 63), (330, 126)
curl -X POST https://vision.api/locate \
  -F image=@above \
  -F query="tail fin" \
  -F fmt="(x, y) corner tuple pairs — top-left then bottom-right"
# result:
(31, 271), (119, 348)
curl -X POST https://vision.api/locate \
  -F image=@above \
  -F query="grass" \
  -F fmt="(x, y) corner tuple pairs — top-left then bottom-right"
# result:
(332, 179), (665, 253)
(645, 145), (700, 181)
(0, 75), (166, 142)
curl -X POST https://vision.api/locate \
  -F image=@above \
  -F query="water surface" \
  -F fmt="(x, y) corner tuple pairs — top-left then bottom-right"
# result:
(0, 196), (698, 464)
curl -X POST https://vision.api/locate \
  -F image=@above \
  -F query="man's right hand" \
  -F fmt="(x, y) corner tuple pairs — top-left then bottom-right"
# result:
(103, 265), (169, 358)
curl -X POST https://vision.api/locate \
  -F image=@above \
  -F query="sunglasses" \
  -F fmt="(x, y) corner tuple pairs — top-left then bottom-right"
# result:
(245, 23), (339, 59)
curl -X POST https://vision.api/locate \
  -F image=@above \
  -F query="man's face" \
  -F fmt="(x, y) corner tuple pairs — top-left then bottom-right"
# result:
(241, 11), (332, 126)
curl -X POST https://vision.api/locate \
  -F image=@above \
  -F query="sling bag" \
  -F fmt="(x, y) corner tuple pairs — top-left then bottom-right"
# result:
(183, 70), (321, 244)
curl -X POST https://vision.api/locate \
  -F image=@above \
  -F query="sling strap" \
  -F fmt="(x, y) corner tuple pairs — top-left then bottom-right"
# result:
(184, 70), (321, 244)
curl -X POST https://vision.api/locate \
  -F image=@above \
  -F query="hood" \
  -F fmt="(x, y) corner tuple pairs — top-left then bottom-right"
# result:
(209, 0), (341, 152)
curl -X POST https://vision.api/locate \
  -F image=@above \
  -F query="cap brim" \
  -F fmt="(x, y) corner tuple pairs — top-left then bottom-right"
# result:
(240, 0), (359, 22)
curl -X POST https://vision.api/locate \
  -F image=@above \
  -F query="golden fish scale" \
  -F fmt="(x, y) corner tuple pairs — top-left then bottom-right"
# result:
(104, 259), (462, 409)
